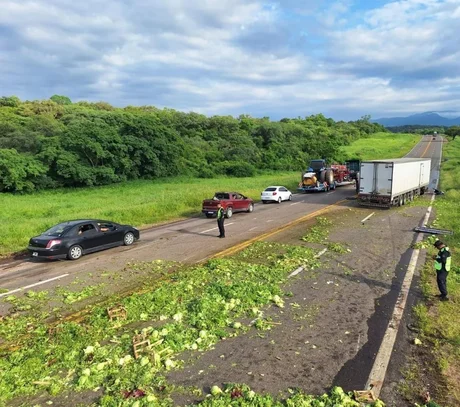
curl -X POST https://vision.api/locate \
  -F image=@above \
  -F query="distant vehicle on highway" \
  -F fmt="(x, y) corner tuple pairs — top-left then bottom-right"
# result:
(28, 220), (140, 260)
(261, 186), (292, 204)
(202, 192), (254, 218)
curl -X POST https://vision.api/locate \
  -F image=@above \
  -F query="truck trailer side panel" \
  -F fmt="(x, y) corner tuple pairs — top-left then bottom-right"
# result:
(391, 159), (431, 196)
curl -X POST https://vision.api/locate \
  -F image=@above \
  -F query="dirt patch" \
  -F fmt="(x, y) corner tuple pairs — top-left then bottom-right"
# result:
(166, 201), (435, 405)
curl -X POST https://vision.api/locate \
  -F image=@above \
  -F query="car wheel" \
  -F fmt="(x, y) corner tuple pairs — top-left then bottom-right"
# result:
(205, 213), (214, 218)
(226, 207), (233, 218)
(262, 200), (267, 204)
(277, 197), (282, 204)
(288, 194), (292, 201)
(247, 203), (254, 213)
(124, 232), (135, 246)
(67, 245), (82, 260)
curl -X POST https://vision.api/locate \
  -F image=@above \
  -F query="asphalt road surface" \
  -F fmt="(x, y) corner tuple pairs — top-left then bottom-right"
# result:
(0, 135), (442, 299)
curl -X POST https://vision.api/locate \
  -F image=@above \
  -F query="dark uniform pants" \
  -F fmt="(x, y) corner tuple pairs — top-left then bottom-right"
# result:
(436, 270), (448, 297)
(217, 218), (225, 237)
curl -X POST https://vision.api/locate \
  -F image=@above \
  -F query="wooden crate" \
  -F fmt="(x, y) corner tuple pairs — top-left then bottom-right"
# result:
(132, 333), (151, 359)
(107, 305), (127, 322)
(353, 390), (377, 402)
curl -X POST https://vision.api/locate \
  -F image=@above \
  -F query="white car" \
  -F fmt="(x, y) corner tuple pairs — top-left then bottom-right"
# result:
(261, 186), (292, 204)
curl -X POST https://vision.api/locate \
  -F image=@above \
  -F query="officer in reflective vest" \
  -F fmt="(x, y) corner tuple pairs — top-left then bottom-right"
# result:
(216, 203), (225, 238)
(433, 240), (451, 301)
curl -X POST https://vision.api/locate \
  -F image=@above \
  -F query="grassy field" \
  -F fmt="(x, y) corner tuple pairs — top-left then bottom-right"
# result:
(0, 173), (300, 257)
(415, 138), (460, 405)
(339, 132), (420, 160)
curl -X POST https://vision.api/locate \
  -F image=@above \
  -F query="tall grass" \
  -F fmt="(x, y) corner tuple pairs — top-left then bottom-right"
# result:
(0, 173), (300, 256)
(339, 132), (420, 160)
(416, 138), (460, 404)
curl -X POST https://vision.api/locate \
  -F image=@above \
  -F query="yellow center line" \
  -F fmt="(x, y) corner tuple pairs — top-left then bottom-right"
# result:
(208, 199), (348, 260)
(421, 138), (432, 157)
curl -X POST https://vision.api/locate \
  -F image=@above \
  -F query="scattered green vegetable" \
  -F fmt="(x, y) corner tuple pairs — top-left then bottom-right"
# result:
(0, 242), (320, 406)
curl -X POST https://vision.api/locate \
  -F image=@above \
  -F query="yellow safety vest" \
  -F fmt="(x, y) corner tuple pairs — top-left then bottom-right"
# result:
(434, 247), (451, 271)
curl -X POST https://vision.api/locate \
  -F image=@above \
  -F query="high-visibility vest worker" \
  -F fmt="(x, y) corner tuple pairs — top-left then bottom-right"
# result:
(216, 204), (225, 238)
(433, 240), (451, 301)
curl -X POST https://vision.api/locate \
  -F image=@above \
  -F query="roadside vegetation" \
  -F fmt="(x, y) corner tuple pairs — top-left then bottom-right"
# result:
(338, 131), (420, 161)
(0, 96), (385, 193)
(408, 137), (460, 406)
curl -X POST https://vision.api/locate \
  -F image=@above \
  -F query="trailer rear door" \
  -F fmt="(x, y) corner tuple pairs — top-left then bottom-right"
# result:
(376, 162), (393, 195)
(360, 162), (393, 195)
(359, 162), (375, 194)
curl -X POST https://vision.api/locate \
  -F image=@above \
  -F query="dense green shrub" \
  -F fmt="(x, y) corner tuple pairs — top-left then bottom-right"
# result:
(0, 97), (386, 192)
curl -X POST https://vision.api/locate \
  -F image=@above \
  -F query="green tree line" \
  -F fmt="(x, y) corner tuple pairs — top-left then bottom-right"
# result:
(387, 125), (447, 134)
(0, 95), (385, 192)
(387, 124), (460, 140)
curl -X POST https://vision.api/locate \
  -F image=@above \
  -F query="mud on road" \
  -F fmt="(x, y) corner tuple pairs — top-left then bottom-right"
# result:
(167, 200), (432, 406)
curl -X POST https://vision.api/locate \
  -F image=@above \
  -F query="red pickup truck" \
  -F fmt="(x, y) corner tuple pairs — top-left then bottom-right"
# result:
(202, 192), (254, 218)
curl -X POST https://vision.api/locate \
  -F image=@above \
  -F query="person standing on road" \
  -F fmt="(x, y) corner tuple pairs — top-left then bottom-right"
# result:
(433, 240), (451, 301)
(216, 203), (225, 238)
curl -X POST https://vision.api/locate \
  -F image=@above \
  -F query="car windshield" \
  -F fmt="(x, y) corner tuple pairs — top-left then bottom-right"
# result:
(264, 187), (277, 191)
(42, 223), (74, 237)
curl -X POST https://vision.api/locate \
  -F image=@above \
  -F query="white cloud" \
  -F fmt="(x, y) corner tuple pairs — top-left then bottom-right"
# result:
(0, 0), (459, 119)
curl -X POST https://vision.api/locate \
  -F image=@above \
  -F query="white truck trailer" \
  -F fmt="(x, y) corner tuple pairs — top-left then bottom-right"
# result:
(358, 158), (431, 208)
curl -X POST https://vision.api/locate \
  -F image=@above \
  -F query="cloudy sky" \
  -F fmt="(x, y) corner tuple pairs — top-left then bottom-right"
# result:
(1, 0), (460, 120)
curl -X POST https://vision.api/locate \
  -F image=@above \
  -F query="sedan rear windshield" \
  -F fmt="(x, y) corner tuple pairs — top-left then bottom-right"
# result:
(214, 193), (230, 199)
(264, 187), (277, 191)
(42, 223), (74, 237)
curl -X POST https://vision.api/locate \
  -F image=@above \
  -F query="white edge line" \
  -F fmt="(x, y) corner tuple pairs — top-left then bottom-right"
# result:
(288, 248), (328, 278)
(288, 266), (304, 278)
(365, 191), (437, 397)
(361, 212), (375, 223)
(200, 227), (218, 234)
(0, 273), (70, 298)
(290, 202), (301, 206)
(315, 248), (328, 258)
(200, 222), (234, 234)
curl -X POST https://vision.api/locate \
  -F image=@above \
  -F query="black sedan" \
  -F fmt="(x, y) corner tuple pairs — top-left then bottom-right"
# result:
(28, 219), (140, 260)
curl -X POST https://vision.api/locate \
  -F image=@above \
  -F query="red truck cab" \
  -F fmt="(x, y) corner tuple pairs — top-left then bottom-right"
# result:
(202, 192), (254, 218)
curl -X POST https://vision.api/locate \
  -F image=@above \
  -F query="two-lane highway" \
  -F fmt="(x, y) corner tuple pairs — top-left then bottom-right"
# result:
(0, 185), (354, 295)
